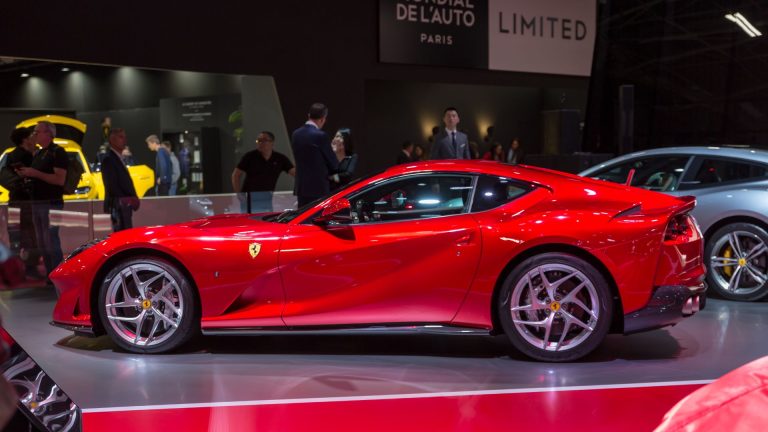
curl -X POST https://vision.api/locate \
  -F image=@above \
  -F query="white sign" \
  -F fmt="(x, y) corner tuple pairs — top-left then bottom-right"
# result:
(488, 0), (596, 76)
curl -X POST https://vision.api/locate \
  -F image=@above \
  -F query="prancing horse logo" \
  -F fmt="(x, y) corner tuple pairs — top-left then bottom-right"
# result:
(249, 242), (261, 258)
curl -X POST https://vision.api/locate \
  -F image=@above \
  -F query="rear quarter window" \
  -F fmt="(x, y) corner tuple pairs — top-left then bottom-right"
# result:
(692, 158), (768, 185)
(471, 175), (532, 212)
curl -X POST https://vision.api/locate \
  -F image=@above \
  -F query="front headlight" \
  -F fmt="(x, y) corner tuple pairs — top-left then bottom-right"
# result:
(74, 186), (91, 195)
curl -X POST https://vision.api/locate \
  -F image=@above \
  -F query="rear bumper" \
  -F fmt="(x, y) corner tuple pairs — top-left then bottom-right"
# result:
(623, 283), (706, 334)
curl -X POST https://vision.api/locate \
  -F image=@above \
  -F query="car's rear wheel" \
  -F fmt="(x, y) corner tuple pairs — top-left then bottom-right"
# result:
(98, 257), (198, 353)
(705, 223), (768, 302)
(498, 253), (613, 362)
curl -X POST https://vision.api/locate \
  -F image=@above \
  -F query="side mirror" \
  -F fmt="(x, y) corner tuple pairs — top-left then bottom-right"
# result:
(314, 198), (353, 226)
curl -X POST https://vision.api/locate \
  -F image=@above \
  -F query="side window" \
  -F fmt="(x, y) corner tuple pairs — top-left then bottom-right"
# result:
(471, 175), (532, 212)
(693, 158), (768, 186)
(349, 174), (473, 223)
(589, 156), (689, 192)
(68, 152), (87, 172)
(588, 161), (635, 184)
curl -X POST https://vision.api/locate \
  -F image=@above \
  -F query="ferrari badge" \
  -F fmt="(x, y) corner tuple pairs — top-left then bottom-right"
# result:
(249, 242), (262, 258)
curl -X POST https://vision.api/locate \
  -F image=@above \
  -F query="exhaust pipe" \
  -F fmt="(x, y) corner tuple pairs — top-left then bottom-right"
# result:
(682, 298), (693, 315)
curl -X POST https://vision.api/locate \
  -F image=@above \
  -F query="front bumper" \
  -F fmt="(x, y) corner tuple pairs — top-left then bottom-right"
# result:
(49, 321), (98, 337)
(623, 283), (706, 334)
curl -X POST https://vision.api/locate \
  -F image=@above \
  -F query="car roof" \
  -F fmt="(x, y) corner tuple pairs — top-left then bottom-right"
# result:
(382, 160), (616, 190)
(2, 143), (82, 155)
(12, 115), (86, 151)
(15, 115), (87, 133)
(587, 146), (768, 168)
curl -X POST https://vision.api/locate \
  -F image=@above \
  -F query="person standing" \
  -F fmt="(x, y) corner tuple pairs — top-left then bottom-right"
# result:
(162, 141), (180, 195)
(16, 121), (67, 281)
(121, 145), (135, 165)
(483, 142), (504, 161)
(96, 116), (111, 165)
(506, 137), (525, 165)
(102, 128), (139, 232)
(146, 134), (172, 195)
(3, 127), (40, 279)
(329, 128), (357, 191)
(430, 107), (470, 160)
(291, 103), (338, 207)
(396, 140), (414, 165)
(413, 144), (425, 161)
(231, 131), (295, 213)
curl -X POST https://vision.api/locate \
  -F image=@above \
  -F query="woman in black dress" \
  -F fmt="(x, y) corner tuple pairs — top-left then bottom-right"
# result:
(329, 128), (358, 191)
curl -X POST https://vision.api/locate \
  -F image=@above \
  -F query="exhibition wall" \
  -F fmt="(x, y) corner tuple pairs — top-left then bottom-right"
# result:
(0, 1), (589, 180)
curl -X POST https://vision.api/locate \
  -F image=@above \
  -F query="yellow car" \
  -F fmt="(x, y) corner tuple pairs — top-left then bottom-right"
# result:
(0, 115), (154, 202)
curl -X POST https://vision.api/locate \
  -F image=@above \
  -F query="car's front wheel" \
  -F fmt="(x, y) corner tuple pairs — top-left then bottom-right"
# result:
(98, 257), (198, 353)
(498, 253), (613, 362)
(705, 223), (768, 302)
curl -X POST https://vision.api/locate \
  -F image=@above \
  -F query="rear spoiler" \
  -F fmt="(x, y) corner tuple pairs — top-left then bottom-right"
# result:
(672, 195), (696, 216)
(610, 195), (696, 220)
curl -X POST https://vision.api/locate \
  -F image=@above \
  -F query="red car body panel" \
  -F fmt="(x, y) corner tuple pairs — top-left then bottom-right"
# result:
(279, 213), (482, 326)
(51, 161), (705, 336)
(656, 355), (768, 431)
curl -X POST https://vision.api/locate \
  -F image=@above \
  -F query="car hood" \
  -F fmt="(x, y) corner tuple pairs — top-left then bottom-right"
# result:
(96, 213), (285, 250)
(176, 213), (279, 229)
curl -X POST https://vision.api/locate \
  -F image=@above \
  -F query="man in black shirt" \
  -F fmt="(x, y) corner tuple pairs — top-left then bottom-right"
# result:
(17, 121), (67, 282)
(231, 131), (295, 213)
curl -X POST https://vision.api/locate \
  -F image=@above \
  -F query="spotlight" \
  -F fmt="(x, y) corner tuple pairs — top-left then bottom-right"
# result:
(20, 73), (29, 78)
(61, 67), (70, 72)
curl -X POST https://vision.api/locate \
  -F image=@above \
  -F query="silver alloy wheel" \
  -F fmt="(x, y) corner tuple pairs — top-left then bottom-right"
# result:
(104, 262), (184, 348)
(710, 230), (768, 296)
(509, 263), (600, 352)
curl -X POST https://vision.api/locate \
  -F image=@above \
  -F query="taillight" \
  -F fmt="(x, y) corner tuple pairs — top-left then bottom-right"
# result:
(664, 213), (694, 243)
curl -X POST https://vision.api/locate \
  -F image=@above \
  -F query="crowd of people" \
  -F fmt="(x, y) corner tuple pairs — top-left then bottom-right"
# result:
(1, 120), (143, 291)
(0, 105), (524, 288)
(232, 104), (526, 213)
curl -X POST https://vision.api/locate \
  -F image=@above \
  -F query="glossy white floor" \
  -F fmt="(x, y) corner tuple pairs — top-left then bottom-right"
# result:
(2, 286), (767, 430)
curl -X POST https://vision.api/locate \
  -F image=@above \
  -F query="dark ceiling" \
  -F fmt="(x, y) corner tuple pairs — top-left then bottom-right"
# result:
(586, 0), (768, 152)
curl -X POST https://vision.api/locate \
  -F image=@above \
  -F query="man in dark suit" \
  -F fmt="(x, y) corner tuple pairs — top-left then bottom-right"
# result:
(430, 107), (471, 160)
(102, 128), (139, 232)
(396, 140), (414, 165)
(291, 103), (339, 207)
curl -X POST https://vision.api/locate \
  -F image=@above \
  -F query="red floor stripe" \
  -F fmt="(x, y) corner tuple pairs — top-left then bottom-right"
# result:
(82, 384), (702, 431)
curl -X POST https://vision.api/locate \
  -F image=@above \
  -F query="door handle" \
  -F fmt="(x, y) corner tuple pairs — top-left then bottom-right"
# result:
(456, 233), (474, 246)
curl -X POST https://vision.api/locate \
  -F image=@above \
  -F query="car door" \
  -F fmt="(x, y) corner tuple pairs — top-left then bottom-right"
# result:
(676, 155), (768, 233)
(279, 173), (482, 326)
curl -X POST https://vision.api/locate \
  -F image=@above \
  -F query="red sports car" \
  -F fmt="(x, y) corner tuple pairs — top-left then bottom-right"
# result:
(51, 161), (706, 362)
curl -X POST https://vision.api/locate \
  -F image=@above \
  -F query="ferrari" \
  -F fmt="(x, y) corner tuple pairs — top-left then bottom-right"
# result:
(51, 161), (706, 362)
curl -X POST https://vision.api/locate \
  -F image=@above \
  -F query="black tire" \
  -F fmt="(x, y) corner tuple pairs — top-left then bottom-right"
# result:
(98, 256), (199, 353)
(497, 253), (613, 362)
(705, 223), (768, 302)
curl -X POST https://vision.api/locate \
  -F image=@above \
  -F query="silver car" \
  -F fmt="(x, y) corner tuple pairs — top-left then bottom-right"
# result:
(580, 146), (768, 302)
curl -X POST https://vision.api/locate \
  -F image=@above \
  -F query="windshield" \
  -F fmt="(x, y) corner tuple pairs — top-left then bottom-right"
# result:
(54, 124), (85, 144)
(264, 171), (384, 223)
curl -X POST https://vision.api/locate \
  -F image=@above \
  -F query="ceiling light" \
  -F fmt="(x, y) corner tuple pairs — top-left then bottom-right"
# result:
(725, 12), (762, 37)
(61, 67), (70, 72)
(734, 12), (762, 36)
(20, 73), (29, 78)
